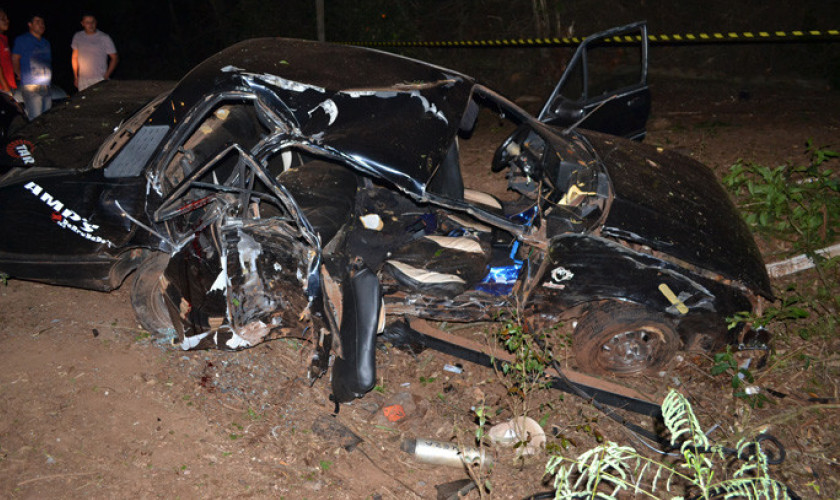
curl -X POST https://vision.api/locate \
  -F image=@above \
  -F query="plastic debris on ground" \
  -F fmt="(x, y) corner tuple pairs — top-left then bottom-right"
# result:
(486, 416), (546, 456)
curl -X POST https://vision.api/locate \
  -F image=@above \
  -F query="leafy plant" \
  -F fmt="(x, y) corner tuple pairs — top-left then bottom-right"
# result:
(474, 404), (491, 442)
(709, 347), (769, 408)
(462, 403), (496, 499)
(724, 142), (840, 338)
(723, 141), (839, 252)
(495, 316), (553, 415)
(546, 390), (790, 499)
(727, 294), (809, 331)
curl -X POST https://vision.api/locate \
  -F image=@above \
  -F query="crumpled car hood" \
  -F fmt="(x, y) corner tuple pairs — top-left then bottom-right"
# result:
(585, 131), (773, 298)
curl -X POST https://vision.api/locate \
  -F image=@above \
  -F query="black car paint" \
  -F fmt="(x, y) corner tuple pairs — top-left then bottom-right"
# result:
(0, 30), (772, 401)
(0, 92), (24, 143)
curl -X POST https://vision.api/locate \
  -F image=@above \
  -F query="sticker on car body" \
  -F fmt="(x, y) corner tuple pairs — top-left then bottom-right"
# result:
(543, 265), (574, 289)
(6, 139), (35, 165)
(23, 181), (115, 247)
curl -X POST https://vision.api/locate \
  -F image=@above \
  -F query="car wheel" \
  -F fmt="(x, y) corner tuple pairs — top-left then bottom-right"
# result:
(573, 302), (679, 375)
(131, 253), (175, 340)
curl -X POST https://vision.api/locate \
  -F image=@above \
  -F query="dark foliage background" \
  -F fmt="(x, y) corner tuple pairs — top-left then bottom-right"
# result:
(4, 1), (839, 98)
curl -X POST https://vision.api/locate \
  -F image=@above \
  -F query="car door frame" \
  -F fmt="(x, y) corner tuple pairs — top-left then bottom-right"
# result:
(538, 21), (650, 140)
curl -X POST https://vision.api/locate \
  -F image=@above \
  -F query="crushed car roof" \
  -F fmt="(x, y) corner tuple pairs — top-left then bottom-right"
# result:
(158, 38), (479, 193)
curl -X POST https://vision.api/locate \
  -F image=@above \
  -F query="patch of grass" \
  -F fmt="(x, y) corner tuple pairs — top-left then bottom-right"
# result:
(723, 141), (839, 253)
(134, 331), (152, 342)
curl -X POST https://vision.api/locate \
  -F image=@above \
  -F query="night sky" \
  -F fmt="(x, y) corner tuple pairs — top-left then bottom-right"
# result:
(4, 2), (172, 92)
(3, 1), (838, 97)
(1, 1), (322, 93)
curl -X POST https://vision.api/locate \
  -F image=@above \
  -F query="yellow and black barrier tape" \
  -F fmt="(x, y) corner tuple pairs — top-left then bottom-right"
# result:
(342, 29), (840, 48)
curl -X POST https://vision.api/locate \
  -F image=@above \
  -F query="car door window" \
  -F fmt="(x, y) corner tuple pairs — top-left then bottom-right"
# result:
(584, 39), (645, 98)
(539, 22), (650, 140)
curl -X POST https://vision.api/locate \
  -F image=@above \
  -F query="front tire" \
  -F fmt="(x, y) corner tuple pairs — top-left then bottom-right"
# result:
(131, 253), (175, 340)
(574, 302), (679, 375)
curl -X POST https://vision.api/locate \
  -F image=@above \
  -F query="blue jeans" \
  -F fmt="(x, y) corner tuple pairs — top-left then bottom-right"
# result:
(21, 84), (51, 120)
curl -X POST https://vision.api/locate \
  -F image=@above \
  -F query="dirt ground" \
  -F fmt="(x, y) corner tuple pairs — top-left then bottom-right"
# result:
(1, 76), (839, 499)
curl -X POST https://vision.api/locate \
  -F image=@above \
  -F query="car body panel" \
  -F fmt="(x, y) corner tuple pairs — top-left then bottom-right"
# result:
(0, 86), (69, 144)
(584, 131), (773, 298)
(148, 39), (475, 197)
(0, 167), (148, 288)
(539, 234), (753, 323)
(0, 93), (25, 142)
(2, 81), (171, 173)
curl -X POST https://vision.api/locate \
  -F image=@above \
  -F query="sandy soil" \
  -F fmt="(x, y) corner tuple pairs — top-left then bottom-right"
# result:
(1, 76), (839, 499)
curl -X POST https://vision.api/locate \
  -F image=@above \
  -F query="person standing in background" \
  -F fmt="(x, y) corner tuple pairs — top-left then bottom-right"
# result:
(71, 13), (117, 91)
(0, 8), (17, 95)
(12, 14), (51, 120)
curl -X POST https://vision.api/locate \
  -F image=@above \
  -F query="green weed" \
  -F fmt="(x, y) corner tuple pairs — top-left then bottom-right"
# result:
(710, 347), (769, 408)
(496, 317), (553, 404)
(473, 404), (493, 442)
(546, 390), (791, 498)
(723, 141), (839, 253)
(724, 141), (840, 338)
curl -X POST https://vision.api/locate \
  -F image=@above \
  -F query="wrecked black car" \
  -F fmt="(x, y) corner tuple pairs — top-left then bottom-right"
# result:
(0, 23), (772, 404)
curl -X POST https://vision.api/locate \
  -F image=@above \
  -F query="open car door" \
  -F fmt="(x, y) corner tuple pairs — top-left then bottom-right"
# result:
(539, 22), (650, 140)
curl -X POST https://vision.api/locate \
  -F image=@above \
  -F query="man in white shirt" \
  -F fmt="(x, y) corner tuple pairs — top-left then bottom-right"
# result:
(71, 14), (118, 91)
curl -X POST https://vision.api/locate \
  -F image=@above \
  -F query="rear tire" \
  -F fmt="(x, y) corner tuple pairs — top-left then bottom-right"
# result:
(574, 302), (679, 375)
(131, 253), (175, 340)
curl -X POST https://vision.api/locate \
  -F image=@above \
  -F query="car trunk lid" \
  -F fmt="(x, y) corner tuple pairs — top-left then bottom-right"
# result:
(1, 80), (173, 172)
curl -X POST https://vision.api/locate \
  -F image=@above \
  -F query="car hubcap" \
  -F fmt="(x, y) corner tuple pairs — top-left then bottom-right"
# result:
(600, 328), (662, 371)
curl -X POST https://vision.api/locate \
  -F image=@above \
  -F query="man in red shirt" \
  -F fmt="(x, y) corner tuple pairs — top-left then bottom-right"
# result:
(0, 8), (16, 94)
